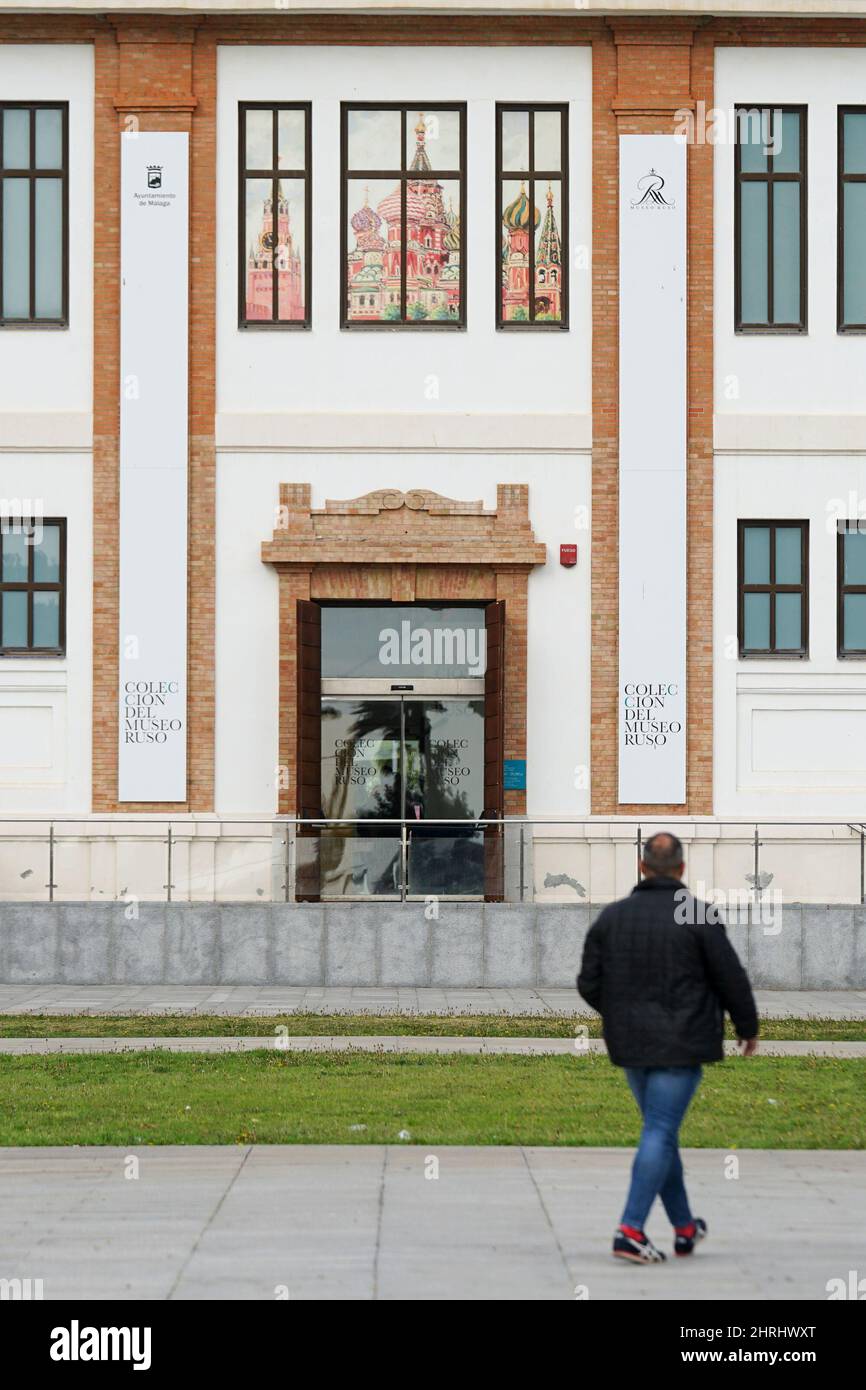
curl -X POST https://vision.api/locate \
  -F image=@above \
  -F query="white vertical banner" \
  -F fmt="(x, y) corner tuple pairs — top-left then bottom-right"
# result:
(119, 132), (188, 802)
(618, 135), (687, 805)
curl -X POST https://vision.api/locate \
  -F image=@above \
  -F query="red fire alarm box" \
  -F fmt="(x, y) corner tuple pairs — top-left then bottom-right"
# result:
(560, 544), (578, 568)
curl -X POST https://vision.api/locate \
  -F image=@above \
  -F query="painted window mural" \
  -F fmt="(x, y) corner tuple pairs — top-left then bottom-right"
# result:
(239, 103), (311, 327)
(496, 104), (568, 328)
(341, 104), (465, 327)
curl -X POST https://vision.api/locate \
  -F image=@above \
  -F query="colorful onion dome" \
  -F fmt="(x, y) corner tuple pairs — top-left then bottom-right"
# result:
(351, 189), (382, 237)
(502, 182), (540, 232)
(444, 214), (460, 253)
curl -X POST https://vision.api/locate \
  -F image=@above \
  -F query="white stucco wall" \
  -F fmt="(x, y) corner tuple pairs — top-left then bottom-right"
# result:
(215, 45), (591, 428)
(214, 452), (591, 818)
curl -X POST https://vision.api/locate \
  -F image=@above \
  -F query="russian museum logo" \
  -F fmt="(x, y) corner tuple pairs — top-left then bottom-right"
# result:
(630, 169), (675, 211)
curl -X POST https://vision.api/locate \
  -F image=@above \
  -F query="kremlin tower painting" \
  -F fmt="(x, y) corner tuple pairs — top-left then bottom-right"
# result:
(345, 111), (462, 323)
(245, 182), (305, 322)
(500, 181), (563, 323)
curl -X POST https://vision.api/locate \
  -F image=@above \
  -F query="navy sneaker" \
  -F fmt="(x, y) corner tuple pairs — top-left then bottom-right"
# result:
(674, 1218), (708, 1256)
(613, 1225), (667, 1264)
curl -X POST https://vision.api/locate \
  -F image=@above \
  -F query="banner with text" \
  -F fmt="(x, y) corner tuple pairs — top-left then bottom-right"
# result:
(118, 132), (188, 802)
(618, 135), (687, 805)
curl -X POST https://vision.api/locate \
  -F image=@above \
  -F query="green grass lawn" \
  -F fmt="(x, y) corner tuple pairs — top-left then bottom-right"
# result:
(0, 1012), (863, 1040)
(0, 1051), (862, 1148)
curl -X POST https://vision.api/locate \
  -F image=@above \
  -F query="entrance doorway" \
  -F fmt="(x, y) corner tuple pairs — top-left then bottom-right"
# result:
(319, 692), (485, 898)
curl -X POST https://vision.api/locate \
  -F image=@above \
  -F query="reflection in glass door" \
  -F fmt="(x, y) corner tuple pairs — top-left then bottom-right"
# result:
(319, 696), (485, 898)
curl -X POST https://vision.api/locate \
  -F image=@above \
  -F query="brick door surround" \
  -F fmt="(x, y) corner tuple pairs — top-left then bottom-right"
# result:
(261, 483), (546, 816)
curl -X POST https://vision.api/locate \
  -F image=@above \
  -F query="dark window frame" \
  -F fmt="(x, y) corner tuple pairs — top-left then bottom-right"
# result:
(837, 521), (866, 658)
(837, 106), (866, 334)
(238, 102), (312, 330)
(734, 104), (807, 335)
(340, 101), (467, 331)
(738, 520), (809, 658)
(0, 101), (69, 329)
(0, 517), (67, 656)
(495, 102), (569, 331)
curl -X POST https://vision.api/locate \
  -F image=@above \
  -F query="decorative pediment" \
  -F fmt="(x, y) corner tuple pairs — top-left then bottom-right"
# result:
(262, 483), (546, 569)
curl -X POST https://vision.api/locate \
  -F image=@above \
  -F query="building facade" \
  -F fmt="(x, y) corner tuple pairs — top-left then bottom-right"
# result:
(2, 0), (866, 908)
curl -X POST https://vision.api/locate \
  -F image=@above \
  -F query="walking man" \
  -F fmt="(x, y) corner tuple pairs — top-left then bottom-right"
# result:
(577, 831), (759, 1264)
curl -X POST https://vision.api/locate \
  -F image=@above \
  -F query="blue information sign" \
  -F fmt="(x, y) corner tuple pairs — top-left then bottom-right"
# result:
(503, 759), (526, 791)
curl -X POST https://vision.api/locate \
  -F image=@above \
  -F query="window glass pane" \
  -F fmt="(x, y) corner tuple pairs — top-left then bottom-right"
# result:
(743, 526), (770, 584)
(500, 109), (529, 172)
(346, 178), (397, 322)
(773, 110), (801, 173)
(740, 181), (768, 323)
(533, 110), (561, 170)
(2, 177), (30, 318)
(772, 182), (800, 323)
(744, 592), (770, 650)
(243, 178), (273, 321)
(321, 606), (487, 679)
(843, 184), (866, 325)
(1, 590), (27, 647)
(843, 528), (866, 585)
(1, 528), (28, 581)
(274, 179), (305, 322)
(409, 180), (459, 322)
(738, 108), (769, 172)
(533, 180), (563, 322)
(843, 111), (866, 175)
(33, 523), (60, 582)
(34, 177), (62, 319)
(405, 110), (460, 172)
(843, 593), (866, 652)
(2, 108), (29, 168)
(775, 592), (802, 650)
(32, 590), (59, 648)
(277, 109), (305, 170)
(35, 108), (62, 169)
(501, 178), (532, 322)
(347, 109), (400, 171)
(775, 526), (802, 585)
(244, 109), (272, 170)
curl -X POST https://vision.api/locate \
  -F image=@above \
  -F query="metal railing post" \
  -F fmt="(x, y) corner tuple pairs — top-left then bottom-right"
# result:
(400, 822), (408, 901)
(861, 828), (865, 907)
(165, 823), (173, 903)
(636, 825), (642, 881)
(47, 821), (55, 903)
(284, 821), (291, 903)
(519, 824), (525, 903)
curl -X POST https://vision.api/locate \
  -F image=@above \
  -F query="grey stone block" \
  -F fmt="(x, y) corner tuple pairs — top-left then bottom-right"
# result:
(58, 904), (114, 984)
(116, 904), (166, 984)
(0, 903), (59, 983)
(271, 905), (324, 985)
(802, 907), (858, 989)
(324, 904), (378, 986)
(219, 906), (273, 984)
(589, 902), (610, 925)
(718, 905), (750, 973)
(430, 904), (483, 987)
(854, 907), (866, 989)
(165, 905), (220, 984)
(483, 905), (536, 987)
(379, 908), (430, 986)
(748, 904), (802, 989)
(537, 905), (589, 988)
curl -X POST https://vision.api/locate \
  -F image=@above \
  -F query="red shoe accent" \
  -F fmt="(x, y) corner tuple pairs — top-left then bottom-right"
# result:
(675, 1222), (697, 1238)
(619, 1224), (645, 1241)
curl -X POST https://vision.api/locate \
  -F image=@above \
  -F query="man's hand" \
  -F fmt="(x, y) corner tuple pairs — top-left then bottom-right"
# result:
(738, 1036), (759, 1057)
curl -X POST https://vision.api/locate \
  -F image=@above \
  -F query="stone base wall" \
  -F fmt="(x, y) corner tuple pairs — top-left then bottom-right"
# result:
(0, 902), (863, 989)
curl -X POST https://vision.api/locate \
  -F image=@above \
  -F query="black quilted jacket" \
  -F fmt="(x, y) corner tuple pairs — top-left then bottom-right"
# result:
(577, 876), (759, 1068)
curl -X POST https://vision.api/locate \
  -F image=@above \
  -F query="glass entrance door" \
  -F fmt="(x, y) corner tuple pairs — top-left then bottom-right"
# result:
(319, 695), (485, 898)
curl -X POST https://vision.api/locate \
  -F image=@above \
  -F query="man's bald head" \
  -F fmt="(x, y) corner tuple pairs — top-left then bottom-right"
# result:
(641, 832), (684, 879)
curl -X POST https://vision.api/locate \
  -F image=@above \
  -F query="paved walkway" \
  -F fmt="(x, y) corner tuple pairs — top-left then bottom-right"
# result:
(1, 985), (865, 1017)
(2, 1036), (865, 1056)
(0, 1145), (861, 1300)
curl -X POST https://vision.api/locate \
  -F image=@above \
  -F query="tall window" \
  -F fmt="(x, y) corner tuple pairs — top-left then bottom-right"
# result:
(735, 106), (806, 333)
(738, 521), (808, 657)
(0, 103), (67, 326)
(0, 520), (65, 654)
(239, 103), (311, 328)
(496, 104), (568, 329)
(838, 108), (866, 333)
(341, 104), (465, 328)
(837, 522), (866, 657)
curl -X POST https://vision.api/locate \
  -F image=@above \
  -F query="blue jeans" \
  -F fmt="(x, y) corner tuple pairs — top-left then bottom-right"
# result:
(621, 1065), (703, 1231)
